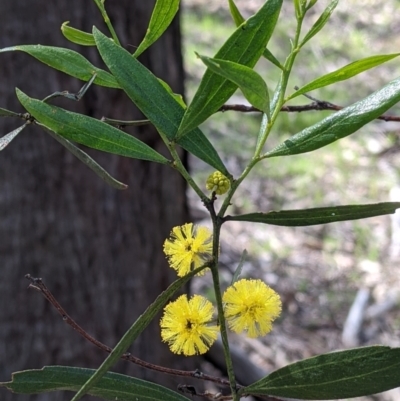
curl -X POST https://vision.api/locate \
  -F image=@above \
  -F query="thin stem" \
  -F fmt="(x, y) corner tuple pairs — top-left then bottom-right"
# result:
(204, 202), (238, 401)
(167, 142), (209, 204)
(93, 0), (121, 46)
(218, 16), (306, 218)
(254, 15), (305, 158)
(218, 158), (259, 218)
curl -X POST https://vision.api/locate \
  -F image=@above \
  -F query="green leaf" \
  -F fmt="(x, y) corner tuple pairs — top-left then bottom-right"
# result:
(289, 53), (400, 100)
(61, 22), (96, 46)
(37, 123), (127, 189)
(70, 269), (202, 401)
(228, 0), (283, 70)
(16, 89), (168, 164)
(197, 54), (270, 117)
(265, 76), (400, 157)
(300, 0), (339, 46)
(93, 27), (230, 176)
(1, 366), (190, 401)
(262, 47), (284, 70)
(0, 124), (27, 151)
(177, 0), (283, 137)
(134, 0), (180, 58)
(228, 0), (245, 25)
(0, 45), (119, 88)
(225, 202), (400, 226)
(242, 346), (400, 399)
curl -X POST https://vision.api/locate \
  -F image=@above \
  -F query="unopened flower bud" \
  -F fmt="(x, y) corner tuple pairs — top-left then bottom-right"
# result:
(206, 171), (230, 195)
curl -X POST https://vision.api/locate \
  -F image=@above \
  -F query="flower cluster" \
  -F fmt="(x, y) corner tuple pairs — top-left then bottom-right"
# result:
(161, 223), (282, 356)
(206, 171), (230, 195)
(163, 223), (212, 277)
(160, 294), (218, 356)
(223, 279), (281, 338)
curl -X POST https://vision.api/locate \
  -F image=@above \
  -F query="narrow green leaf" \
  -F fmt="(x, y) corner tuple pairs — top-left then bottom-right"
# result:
(16, 89), (168, 164)
(177, 0), (283, 137)
(300, 0), (339, 46)
(134, 0), (180, 58)
(242, 346), (400, 400)
(225, 202), (400, 226)
(0, 107), (21, 118)
(0, 124), (27, 151)
(198, 54), (270, 117)
(228, 0), (283, 70)
(61, 22), (96, 46)
(70, 268), (202, 401)
(0, 45), (119, 88)
(262, 48), (284, 70)
(289, 54), (400, 100)
(265, 76), (400, 157)
(37, 123), (127, 189)
(1, 366), (191, 401)
(228, 0), (245, 25)
(93, 27), (230, 176)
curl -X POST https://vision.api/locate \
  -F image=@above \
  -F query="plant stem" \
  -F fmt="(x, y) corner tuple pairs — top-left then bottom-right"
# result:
(167, 143), (209, 203)
(218, 15), (306, 218)
(208, 209), (239, 401)
(93, 0), (121, 46)
(254, 14), (305, 158)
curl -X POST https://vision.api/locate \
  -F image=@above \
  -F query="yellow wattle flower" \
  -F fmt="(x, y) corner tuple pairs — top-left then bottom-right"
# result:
(163, 223), (213, 277)
(223, 279), (282, 338)
(160, 294), (219, 356)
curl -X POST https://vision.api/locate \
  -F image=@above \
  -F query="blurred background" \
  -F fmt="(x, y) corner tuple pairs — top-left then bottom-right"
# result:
(183, 1), (400, 400)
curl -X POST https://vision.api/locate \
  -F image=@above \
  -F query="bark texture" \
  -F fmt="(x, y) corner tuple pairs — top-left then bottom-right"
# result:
(0, 1), (195, 400)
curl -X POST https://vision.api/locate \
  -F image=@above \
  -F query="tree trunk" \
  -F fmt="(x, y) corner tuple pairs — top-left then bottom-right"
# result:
(0, 1), (196, 400)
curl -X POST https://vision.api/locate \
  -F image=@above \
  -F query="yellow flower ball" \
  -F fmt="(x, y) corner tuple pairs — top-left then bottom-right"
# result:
(223, 279), (281, 338)
(160, 294), (219, 356)
(163, 223), (212, 277)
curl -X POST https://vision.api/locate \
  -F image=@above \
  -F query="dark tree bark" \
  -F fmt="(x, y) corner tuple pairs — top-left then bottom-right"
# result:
(0, 1), (196, 400)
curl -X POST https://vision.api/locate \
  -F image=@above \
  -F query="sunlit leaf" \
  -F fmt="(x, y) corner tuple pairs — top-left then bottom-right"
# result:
(1, 366), (190, 401)
(134, 0), (180, 58)
(242, 346), (400, 399)
(265, 76), (400, 157)
(177, 0), (283, 137)
(225, 202), (400, 226)
(0, 45), (119, 88)
(289, 53), (400, 100)
(16, 89), (168, 164)
(61, 22), (96, 46)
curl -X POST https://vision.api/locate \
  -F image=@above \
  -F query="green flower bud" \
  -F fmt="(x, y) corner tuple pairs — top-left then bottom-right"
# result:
(206, 171), (230, 195)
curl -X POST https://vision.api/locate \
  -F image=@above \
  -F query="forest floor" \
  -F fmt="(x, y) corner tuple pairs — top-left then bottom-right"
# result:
(181, 1), (400, 400)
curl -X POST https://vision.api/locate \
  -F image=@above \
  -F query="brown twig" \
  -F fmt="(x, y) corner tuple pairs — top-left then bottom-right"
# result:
(24, 274), (240, 392)
(218, 102), (400, 122)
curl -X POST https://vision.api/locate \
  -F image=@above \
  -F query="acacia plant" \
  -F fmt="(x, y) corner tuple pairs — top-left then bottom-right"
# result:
(1, 0), (400, 400)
